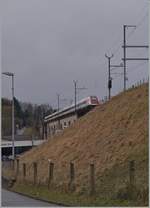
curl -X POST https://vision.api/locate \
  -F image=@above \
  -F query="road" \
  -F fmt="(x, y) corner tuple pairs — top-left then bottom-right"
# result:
(2, 189), (60, 207)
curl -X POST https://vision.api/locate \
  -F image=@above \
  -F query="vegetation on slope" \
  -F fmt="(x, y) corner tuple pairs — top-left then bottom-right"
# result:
(9, 84), (149, 206)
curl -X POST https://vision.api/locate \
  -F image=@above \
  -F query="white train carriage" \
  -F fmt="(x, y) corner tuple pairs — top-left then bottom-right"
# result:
(44, 96), (99, 138)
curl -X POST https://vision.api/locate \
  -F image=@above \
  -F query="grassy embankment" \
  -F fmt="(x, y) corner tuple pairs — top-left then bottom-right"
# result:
(3, 84), (149, 206)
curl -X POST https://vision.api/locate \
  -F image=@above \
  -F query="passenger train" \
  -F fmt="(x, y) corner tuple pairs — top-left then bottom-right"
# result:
(44, 96), (99, 123)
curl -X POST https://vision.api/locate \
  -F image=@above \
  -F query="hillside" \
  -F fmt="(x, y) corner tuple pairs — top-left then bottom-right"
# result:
(16, 84), (148, 204)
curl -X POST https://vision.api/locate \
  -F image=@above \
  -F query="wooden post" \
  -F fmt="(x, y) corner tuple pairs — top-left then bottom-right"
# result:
(33, 162), (37, 185)
(129, 160), (135, 187)
(16, 158), (19, 177)
(32, 135), (34, 147)
(70, 162), (75, 182)
(23, 163), (26, 179)
(12, 159), (15, 170)
(128, 160), (135, 199)
(48, 162), (54, 188)
(90, 163), (95, 195)
(69, 162), (75, 192)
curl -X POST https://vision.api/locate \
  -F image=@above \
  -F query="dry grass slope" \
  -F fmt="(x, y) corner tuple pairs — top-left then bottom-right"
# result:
(17, 84), (148, 202)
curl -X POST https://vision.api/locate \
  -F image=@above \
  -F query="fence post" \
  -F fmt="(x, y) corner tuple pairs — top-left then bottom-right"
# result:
(68, 162), (75, 192)
(32, 135), (34, 147)
(128, 160), (136, 199)
(23, 163), (26, 179)
(129, 160), (135, 187)
(90, 163), (95, 195)
(33, 162), (37, 185)
(48, 161), (54, 188)
(16, 158), (19, 178)
(12, 159), (15, 170)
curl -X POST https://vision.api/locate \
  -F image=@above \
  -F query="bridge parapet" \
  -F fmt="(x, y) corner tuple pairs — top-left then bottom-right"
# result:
(1, 139), (45, 148)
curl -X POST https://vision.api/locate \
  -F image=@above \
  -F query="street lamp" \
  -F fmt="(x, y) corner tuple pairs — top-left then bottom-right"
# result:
(2, 72), (15, 161)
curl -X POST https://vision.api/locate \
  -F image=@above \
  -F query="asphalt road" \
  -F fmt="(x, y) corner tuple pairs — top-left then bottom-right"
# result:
(2, 189), (60, 207)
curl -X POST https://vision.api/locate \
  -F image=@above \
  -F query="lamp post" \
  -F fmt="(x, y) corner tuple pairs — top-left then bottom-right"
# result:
(2, 72), (15, 160)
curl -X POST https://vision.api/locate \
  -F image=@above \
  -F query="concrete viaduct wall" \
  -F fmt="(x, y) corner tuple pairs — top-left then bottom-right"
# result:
(44, 105), (95, 139)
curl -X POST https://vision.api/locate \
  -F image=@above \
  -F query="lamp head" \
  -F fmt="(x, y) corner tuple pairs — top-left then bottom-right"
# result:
(2, 72), (14, 76)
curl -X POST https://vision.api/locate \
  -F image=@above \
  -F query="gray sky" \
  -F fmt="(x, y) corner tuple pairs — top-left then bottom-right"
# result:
(2, 0), (149, 108)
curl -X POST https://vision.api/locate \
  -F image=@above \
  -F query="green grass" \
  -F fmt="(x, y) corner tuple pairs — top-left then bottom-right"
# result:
(6, 146), (148, 206)
(5, 146), (148, 206)
(11, 183), (134, 207)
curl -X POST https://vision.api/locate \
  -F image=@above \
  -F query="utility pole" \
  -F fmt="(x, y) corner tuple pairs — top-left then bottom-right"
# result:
(73, 80), (77, 114)
(57, 93), (60, 112)
(105, 54), (114, 100)
(123, 25), (126, 91)
(123, 25), (136, 91)
(12, 74), (15, 160)
(56, 93), (60, 130)
(122, 25), (149, 90)
(73, 80), (87, 115)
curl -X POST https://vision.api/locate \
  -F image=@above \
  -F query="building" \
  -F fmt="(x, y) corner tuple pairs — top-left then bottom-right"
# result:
(43, 96), (99, 139)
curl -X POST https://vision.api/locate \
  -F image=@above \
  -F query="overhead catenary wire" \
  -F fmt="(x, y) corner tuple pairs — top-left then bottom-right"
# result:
(101, 3), (148, 62)
(136, 11), (148, 28)
(101, 4), (149, 72)
(107, 32), (123, 56)
(109, 3), (149, 53)
(98, 2), (149, 98)
(127, 61), (148, 73)
(126, 8), (148, 41)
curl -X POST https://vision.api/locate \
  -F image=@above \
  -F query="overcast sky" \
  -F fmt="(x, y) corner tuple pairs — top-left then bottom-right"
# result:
(1, 0), (149, 108)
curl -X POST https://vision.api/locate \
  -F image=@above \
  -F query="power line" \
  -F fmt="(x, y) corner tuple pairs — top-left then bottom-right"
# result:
(126, 9), (148, 40)
(104, 3), (148, 57)
(107, 4), (149, 55)
(100, 3), (149, 97)
(127, 61), (148, 73)
(107, 33), (123, 56)
(112, 73), (124, 79)
(136, 11), (148, 28)
(126, 27), (137, 40)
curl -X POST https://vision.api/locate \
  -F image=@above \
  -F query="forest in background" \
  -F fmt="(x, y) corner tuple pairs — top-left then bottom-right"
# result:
(2, 97), (56, 137)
